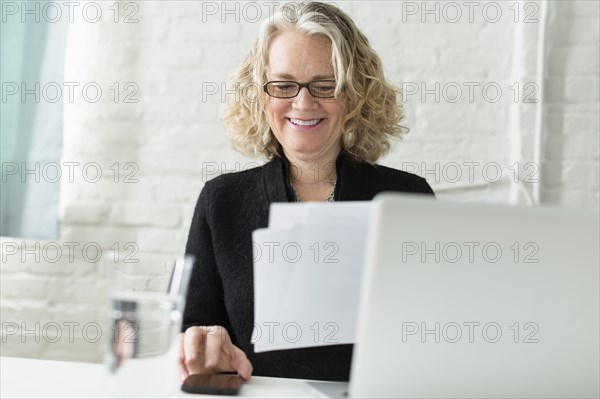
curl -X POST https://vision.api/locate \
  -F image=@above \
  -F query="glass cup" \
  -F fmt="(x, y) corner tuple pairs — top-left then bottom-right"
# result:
(104, 255), (194, 398)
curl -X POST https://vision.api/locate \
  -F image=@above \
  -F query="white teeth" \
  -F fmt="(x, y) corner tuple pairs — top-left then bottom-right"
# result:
(290, 118), (321, 126)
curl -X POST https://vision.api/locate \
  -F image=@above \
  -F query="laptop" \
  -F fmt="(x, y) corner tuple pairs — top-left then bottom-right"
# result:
(309, 193), (599, 398)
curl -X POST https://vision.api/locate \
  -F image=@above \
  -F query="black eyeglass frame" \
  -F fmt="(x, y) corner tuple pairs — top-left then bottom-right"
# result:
(262, 80), (341, 99)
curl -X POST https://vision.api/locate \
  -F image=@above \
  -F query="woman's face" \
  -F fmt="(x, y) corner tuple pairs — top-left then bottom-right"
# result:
(264, 31), (345, 163)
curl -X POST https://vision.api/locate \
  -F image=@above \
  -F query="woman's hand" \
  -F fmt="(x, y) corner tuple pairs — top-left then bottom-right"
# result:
(178, 326), (253, 382)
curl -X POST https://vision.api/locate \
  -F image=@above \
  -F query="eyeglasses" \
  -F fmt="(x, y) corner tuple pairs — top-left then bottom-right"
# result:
(263, 80), (339, 99)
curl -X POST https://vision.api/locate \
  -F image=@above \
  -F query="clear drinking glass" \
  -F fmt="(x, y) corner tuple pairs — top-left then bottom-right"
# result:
(104, 255), (194, 398)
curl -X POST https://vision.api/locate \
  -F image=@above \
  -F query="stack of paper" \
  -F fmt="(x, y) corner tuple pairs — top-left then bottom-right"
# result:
(252, 202), (372, 352)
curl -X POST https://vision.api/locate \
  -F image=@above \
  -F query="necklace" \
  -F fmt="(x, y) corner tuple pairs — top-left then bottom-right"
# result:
(292, 181), (336, 202)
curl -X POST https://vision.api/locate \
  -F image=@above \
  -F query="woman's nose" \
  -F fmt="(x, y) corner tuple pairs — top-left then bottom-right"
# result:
(292, 87), (318, 109)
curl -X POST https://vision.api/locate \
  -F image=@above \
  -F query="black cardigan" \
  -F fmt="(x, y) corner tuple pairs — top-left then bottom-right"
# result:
(183, 152), (434, 381)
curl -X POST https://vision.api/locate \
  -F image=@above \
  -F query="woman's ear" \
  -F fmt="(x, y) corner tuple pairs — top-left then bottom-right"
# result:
(342, 130), (356, 150)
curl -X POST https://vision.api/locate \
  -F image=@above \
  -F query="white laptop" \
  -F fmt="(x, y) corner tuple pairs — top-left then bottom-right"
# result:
(309, 193), (599, 398)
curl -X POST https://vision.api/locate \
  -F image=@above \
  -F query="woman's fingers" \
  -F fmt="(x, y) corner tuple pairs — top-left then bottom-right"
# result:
(205, 326), (251, 379)
(183, 326), (211, 374)
(178, 332), (189, 381)
(204, 326), (227, 370)
(207, 326), (252, 380)
(180, 326), (253, 381)
(229, 345), (253, 381)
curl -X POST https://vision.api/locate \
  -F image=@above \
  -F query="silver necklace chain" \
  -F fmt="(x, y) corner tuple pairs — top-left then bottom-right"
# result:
(292, 181), (336, 202)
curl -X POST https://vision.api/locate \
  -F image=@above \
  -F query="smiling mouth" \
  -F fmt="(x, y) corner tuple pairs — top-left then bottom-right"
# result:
(287, 118), (325, 126)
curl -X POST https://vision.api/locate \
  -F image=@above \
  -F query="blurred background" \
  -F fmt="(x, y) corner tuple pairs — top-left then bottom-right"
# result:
(1, 0), (598, 362)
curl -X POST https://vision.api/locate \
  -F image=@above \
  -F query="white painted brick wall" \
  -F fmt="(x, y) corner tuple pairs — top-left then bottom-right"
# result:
(1, 1), (598, 362)
(541, 0), (599, 208)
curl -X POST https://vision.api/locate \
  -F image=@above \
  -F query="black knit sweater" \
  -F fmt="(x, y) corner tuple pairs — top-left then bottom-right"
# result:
(183, 151), (434, 381)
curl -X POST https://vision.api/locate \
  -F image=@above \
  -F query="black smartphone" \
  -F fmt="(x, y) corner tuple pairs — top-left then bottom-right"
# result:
(181, 373), (243, 395)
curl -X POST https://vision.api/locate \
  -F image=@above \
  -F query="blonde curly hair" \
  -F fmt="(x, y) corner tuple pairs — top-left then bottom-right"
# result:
(222, 1), (407, 164)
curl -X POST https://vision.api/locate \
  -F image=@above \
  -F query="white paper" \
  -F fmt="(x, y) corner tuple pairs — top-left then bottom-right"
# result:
(268, 201), (372, 229)
(252, 202), (372, 352)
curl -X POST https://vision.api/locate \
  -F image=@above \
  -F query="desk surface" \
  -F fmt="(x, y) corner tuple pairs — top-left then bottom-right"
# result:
(0, 356), (318, 398)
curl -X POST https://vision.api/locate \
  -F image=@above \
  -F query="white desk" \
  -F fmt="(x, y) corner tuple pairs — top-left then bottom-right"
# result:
(0, 356), (317, 398)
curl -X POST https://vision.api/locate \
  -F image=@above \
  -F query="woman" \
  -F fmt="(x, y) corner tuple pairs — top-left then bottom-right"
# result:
(180, 1), (434, 382)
